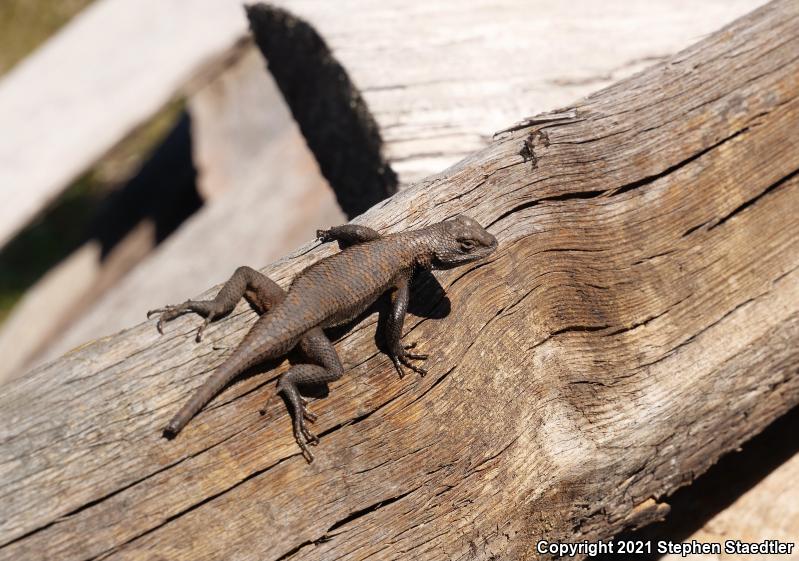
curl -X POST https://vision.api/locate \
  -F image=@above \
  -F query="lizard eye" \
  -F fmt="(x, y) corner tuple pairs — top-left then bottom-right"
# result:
(460, 239), (476, 251)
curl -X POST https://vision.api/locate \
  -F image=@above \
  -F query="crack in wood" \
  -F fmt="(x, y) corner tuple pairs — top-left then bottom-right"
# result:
(488, 123), (752, 230)
(708, 167), (799, 232)
(274, 485), (423, 561)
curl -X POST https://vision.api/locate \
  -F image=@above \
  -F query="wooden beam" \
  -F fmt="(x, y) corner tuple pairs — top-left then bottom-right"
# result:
(1, 1), (798, 560)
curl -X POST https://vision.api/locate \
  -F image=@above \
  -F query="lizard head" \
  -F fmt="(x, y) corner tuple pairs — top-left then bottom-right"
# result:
(429, 215), (498, 269)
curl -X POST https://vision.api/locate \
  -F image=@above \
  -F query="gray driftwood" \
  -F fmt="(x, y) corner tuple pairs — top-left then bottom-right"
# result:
(1, 1), (798, 560)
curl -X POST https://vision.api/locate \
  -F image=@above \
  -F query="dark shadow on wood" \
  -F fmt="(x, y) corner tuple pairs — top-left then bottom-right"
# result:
(246, 4), (398, 219)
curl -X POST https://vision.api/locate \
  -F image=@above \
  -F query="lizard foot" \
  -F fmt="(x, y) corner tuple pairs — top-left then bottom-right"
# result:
(293, 415), (319, 463)
(300, 397), (318, 423)
(147, 300), (219, 341)
(391, 343), (429, 378)
(279, 383), (321, 462)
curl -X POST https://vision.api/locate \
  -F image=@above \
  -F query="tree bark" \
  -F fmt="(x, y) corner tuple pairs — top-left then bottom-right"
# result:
(1, 1), (798, 560)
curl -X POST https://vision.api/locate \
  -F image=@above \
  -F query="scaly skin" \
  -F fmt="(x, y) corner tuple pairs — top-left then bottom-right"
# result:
(148, 215), (497, 461)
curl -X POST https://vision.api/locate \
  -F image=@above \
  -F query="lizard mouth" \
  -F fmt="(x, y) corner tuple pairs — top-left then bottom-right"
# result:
(434, 242), (498, 269)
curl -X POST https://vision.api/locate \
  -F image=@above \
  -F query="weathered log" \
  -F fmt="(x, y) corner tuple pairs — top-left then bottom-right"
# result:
(246, 0), (763, 184)
(1, 1), (798, 560)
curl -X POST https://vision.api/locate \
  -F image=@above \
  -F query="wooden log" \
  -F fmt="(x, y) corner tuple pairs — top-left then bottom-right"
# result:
(1, 2), (798, 560)
(254, 0), (764, 184)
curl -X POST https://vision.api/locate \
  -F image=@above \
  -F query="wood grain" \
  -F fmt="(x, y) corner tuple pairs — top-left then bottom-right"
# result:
(1, 1), (798, 560)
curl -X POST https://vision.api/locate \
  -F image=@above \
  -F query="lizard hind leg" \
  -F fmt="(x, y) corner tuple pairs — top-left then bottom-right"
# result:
(276, 327), (344, 462)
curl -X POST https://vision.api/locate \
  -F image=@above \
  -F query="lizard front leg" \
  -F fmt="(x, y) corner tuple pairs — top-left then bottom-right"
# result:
(317, 224), (381, 246)
(386, 273), (428, 378)
(276, 328), (344, 462)
(148, 266), (284, 341)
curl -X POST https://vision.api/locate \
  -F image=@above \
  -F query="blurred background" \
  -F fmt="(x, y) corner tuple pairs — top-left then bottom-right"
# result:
(0, 0), (347, 381)
(1, 0), (796, 558)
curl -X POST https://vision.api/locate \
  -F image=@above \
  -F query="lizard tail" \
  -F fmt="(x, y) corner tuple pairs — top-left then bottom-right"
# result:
(162, 350), (254, 439)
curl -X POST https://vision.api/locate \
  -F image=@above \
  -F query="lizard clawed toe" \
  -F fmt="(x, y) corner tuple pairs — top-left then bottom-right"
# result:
(147, 307), (172, 334)
(392, 356), (407, 379)
(297, 440), (315, 463)
(303, 429), (319, 445)
(195, 313), (217, 342)
(298, 396), (317, 422)
(401, 357), (428, 376)
(392, 351), (429, 378)
(147, 303), (191, 334)
(293, 421), (316, 458)
(147, 301), (221, 340)
(291, 400), (320, 461)
(294, 420), (319, 463)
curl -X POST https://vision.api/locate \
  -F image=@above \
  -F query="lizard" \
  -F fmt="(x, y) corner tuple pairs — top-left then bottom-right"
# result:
(148, 215), (498, 461)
